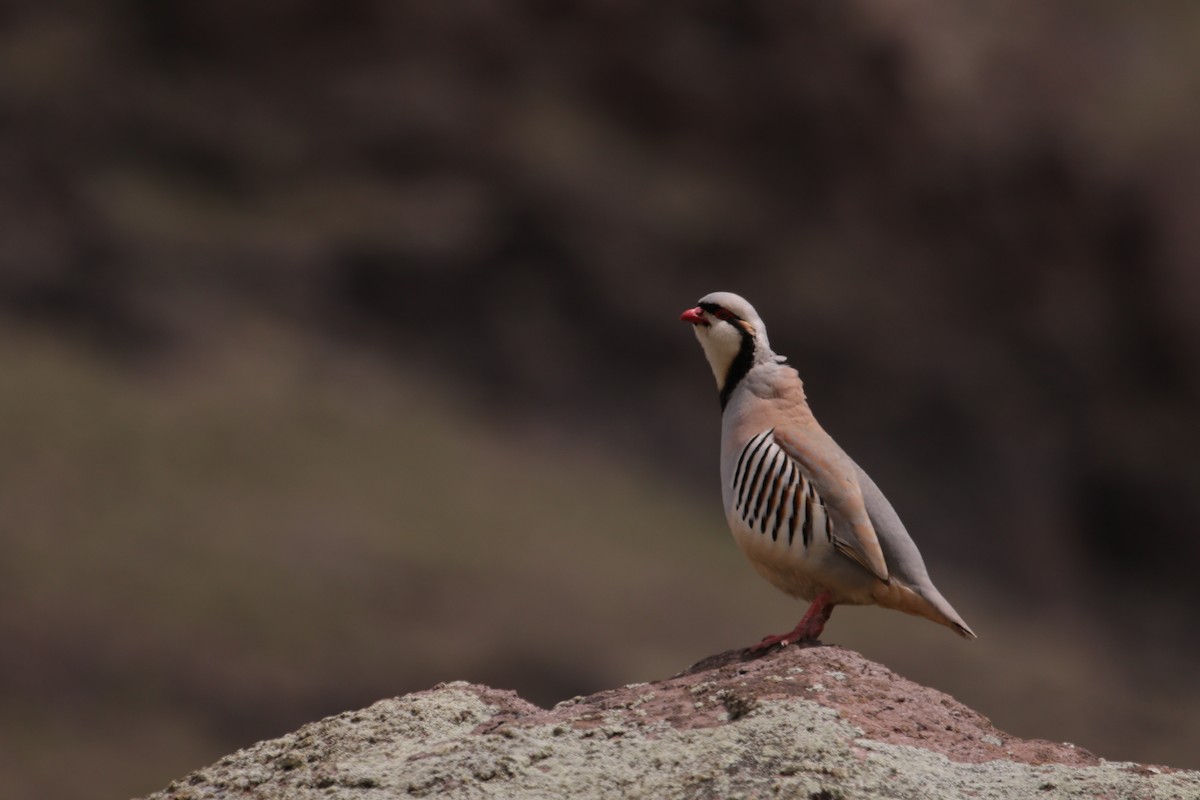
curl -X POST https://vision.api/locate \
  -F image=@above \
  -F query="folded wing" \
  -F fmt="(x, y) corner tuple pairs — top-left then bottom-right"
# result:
(772, 427), (891, 583)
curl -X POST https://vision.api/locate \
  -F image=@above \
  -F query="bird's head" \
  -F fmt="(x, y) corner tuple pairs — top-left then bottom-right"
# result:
(680, 292), (777, 405)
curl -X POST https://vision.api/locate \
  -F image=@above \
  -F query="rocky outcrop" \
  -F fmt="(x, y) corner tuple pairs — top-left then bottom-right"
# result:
(142, 646), (1198, 800)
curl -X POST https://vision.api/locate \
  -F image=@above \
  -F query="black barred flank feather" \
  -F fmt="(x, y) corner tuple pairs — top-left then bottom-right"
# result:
(731, 430), (830, 554)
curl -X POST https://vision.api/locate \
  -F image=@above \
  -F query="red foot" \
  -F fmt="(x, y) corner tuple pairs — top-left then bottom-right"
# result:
(749, 591), (835, 652)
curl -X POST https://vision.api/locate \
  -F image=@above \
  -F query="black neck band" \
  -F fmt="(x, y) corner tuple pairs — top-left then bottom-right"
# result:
(720, 328), (756, 410)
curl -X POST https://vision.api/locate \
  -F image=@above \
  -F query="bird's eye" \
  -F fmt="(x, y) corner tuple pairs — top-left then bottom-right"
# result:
(713, 307), (734, 321)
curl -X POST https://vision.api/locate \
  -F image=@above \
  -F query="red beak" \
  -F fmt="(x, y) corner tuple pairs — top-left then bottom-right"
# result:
(680, 306), (706, 325)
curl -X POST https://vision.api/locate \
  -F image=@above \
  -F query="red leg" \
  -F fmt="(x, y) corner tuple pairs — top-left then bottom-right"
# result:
(750, 591), (835, 651)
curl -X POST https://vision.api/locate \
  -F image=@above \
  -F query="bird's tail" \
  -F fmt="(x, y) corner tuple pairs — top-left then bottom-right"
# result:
(920, 583), (977, 639)
(877, 580), (977, 639)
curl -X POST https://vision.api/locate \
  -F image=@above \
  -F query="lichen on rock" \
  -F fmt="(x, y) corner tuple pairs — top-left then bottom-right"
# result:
(142, 646), (1200, 800)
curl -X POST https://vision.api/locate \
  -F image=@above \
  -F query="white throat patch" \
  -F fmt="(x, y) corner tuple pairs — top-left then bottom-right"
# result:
(694, 321), (750, 392)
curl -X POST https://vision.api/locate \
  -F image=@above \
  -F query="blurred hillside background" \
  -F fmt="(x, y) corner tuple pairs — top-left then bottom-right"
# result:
(3, 2), (1200, 798)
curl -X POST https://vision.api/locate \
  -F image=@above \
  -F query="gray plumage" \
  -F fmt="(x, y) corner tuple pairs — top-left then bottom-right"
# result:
(682, 292), (975, 645)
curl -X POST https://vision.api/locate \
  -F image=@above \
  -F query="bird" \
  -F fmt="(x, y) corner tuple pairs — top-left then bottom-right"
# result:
(681, 291), (976, 649)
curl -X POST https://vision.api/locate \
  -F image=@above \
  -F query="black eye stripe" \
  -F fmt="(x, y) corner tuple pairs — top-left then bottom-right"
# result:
(698, 302), (739, 321)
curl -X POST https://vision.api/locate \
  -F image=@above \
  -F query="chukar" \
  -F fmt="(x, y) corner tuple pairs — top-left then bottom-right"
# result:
(681, 292), (976, 648)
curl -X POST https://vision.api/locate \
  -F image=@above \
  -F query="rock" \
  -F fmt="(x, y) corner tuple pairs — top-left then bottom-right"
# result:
(141, 646), (1198, 800)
